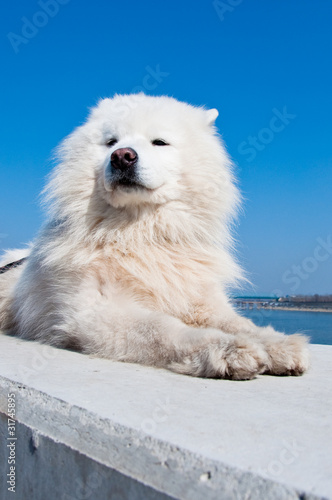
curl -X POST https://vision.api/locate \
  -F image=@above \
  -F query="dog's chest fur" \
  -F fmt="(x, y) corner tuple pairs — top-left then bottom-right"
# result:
(92, 242), (218, 327)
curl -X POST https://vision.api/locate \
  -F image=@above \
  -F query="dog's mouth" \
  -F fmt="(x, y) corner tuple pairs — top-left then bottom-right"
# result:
(117, 178), (143, 189)
(113, 177), (152, 191)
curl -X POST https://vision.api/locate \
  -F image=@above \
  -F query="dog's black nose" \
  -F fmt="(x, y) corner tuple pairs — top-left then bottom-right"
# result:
(111, 148), (138, 171)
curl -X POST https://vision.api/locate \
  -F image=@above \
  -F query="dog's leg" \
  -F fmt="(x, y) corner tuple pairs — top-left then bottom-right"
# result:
(67, 295), (270, 380)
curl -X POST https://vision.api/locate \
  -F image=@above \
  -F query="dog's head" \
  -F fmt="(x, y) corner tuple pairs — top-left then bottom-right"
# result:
(48, 94), (239, 236)
(88, 94), (232, 208)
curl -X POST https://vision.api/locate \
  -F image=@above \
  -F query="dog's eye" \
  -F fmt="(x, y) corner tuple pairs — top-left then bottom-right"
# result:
(106, 138), (118, 147)
(152, 139), (169, 146)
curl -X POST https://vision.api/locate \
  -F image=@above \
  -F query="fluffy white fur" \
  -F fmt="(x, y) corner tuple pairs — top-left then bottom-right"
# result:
(0, 94), (309, 379)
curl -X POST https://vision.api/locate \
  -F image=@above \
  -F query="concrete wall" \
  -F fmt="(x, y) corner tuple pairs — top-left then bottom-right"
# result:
(0, 335), (331, 500)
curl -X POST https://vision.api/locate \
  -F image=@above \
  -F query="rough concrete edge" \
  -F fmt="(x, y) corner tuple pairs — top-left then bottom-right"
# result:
(0, 415), (177, 500)
(0, 376), (326, 500)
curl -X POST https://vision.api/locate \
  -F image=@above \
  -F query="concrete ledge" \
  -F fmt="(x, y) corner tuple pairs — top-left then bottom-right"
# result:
(0, 335), (331, 500)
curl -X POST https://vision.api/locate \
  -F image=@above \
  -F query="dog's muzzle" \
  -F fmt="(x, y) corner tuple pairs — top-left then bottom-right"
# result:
(110, 147), (142, 188)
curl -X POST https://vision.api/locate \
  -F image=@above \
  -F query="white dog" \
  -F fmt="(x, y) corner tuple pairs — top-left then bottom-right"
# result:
(0, 94), (309, 379)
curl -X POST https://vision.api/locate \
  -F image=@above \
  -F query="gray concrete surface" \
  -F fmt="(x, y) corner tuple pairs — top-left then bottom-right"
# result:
(0, 335), (331, 500)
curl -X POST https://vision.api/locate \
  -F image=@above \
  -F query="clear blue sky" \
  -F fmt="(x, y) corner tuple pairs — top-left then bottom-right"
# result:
(1, 0), (331, 296)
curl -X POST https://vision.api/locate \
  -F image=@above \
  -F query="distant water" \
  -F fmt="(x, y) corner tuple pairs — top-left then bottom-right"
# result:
(239, 308), (332, 345)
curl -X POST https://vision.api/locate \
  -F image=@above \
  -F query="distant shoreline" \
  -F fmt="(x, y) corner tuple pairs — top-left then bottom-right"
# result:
(249, 306), (332, 314)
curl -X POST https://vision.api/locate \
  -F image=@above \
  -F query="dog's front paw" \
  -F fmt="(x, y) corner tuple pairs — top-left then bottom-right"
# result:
(170, 333), (269, 380)
(263, 333), (310, 376)
(218, 335), (270, 380)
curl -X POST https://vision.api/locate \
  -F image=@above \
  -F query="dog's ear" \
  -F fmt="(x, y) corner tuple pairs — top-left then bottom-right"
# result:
(206, 108), (219, 125)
